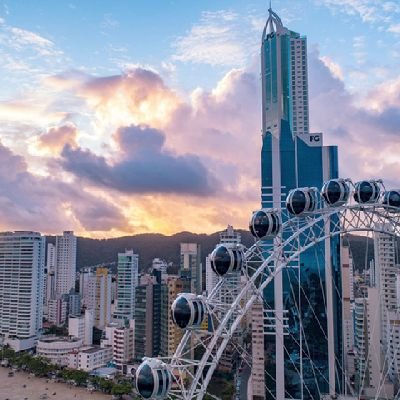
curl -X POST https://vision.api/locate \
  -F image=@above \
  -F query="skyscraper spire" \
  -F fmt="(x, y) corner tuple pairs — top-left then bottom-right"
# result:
(263, 2), (284, 37)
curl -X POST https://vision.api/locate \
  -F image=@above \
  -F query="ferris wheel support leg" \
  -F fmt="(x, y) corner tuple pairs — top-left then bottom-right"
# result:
(324, 224), (336, 396)
(275, 260), (285, 400)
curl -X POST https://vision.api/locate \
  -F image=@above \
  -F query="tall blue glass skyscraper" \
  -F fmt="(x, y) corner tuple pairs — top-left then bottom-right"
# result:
(259, 8), (342, 399)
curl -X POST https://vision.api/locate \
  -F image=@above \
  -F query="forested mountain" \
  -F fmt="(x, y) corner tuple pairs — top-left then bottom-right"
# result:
(46, 231), (399, 273)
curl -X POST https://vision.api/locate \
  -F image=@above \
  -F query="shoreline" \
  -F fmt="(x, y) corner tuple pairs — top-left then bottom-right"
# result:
(0, 367), (111, 400)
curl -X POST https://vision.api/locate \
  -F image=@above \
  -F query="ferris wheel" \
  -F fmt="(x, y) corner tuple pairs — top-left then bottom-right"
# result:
(134, 178), (400, 400)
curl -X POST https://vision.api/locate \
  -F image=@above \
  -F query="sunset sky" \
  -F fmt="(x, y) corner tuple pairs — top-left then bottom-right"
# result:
(0, 0), (400, 237)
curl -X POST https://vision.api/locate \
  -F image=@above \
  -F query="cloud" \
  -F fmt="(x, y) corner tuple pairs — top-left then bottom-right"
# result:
(76, 68), (181, 132)
(10, 27), (53, 48)
(308, 48), (400, 187)
(101, 13), (119, 29)
(37, 123), (78, 153)
(316, 0), (400, 24)
(388, 23), (400, 34)
(0, 23), (62, 57)
(0, 43), (399, 237)
(319, 55), (344, 81)
(0, 141), (127, 233)
(172, 10), (257, 67)
(60, 124), (219, 196)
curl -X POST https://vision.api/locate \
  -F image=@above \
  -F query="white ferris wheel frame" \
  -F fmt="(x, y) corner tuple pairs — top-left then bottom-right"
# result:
(147, 200), (400, 400)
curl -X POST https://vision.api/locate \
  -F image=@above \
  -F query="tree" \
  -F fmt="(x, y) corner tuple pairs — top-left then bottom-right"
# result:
(61, 369), (89, 385)
(0, 346), (16, 361)
(111, 382), (132, 397)
(96, 377), (114, 393)
(28, 356), (53, 377)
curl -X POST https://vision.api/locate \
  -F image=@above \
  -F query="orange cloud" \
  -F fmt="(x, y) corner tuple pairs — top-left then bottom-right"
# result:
(37, 123), (78, 154)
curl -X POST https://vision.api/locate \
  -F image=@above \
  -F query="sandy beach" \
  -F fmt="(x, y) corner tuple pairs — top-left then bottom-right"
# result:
(0, 367), (111, 400)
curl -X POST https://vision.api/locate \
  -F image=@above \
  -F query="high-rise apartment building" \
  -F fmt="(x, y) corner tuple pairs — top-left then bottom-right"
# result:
(180, 243), (202, 295)
(55, 231), (77, 298)
(373, 225), (398, 334)
(47, 297), (68, 326)
(114, 250), (139, 322)
(79, 267), (112, 329)
(250, 299), (266, 399)
(94, 267), (112, 329)
(0, 231), (45, 351)
(152, 269), (163, 357)
(79, 267), (96, 310)
(354, 288), (381, 392)
(152, 258), (168, 276)
(135, 274), (155, 360)
(44, 243), (56, 306)
(353, 287), (394, 398)
(259, 7), (341, 398)
(160, 276), (183, 357)
(102, 320), (135, 370)
(341, 245), (355, 381)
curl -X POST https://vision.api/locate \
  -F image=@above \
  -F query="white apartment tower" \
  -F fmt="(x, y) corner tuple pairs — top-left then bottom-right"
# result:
(0, 231), (45, 351)
(94, 267), (112, 329)
(79, 267), (96, 310)
(290, 31), (309, 136)
(55, 231), (77, 297)
(114, 250), (139, 322)
(353, 287), (394, 398)
(373, 225), (398, 324)
(79, 267), (112, 329)
(341, 245), (355, 377)
(250, 299), (266, 399)
(44, 243), (56, 305)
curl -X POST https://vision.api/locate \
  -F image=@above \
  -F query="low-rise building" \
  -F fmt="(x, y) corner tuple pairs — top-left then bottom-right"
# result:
(68, 346), (113, 371)
(36, 336), (82, 366)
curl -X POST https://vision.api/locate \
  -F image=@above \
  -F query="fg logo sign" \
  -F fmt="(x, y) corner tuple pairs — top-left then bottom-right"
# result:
(299, 133), (323, 147)
(310, 135), (320, 143)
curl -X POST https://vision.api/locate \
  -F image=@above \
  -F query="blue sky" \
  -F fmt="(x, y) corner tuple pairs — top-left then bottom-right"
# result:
(1, 0), (400, 95)
(0, 0), (399, 237)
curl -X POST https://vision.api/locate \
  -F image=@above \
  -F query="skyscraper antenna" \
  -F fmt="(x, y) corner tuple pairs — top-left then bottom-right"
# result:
(269, 0), (272, 11)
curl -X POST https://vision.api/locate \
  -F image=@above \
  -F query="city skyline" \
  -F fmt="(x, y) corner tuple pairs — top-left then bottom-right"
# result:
(0, 1), (399, 239)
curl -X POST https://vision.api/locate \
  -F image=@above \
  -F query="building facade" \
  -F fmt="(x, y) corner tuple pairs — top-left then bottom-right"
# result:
(94, 267), (112, 329)
(102, 320), (135, 369)
(79, 267), (96, 310)
(114, 250), (139, 322)
(160, 276), (184, 357)
(68, 346), (113, 372)
(250, 299), (266, 399)
(37, 336), (83, 366)
(259, 8), (341, 399)
(135, 274), (155, 361)
(179, 243), (202, 295)
(44, 243), (56, 308)
(68, 309), (94, 346)
(54, 231), (77, 298)
(47, 297), (68, 326)
(0, 231), (45, 351)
